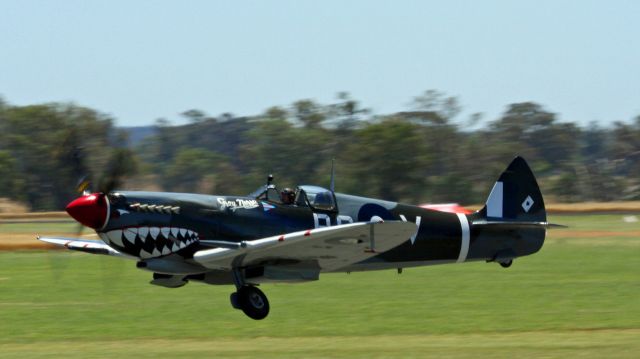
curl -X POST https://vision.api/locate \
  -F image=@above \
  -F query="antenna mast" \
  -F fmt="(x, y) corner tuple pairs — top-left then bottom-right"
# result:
(330, 159), (335, 192)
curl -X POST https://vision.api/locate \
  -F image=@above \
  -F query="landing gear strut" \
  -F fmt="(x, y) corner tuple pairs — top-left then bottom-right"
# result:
(230, 268), (270, 320)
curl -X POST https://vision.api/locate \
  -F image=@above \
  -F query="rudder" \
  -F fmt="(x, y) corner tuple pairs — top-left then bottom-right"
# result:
(480, 156), (546, 223)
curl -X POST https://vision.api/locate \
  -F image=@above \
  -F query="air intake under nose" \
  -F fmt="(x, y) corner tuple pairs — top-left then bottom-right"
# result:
(66, 193), (109, 229)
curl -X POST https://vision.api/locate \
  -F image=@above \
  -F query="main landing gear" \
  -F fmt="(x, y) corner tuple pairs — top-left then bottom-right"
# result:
(230, 286), (270, 320)
(499, 259), (513, 268)
(230, 268), (270, 320)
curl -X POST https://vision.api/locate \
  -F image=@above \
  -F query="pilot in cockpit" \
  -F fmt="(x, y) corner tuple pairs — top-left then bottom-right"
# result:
(280, 188), (296, 205)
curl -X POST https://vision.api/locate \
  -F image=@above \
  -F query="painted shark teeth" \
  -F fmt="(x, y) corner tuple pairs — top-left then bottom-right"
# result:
(98, 226), (200, 259)
(107, 229), (124, 247)
(149, 227), (160, 240)
(124, 229), (137, 244)
(161, 246), (171, 256)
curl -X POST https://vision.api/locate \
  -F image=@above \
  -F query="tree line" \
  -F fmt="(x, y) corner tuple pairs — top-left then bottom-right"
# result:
(0, 91), (638, 211)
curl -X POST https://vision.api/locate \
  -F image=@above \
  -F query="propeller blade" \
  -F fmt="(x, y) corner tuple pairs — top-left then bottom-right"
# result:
(76, 176), (91, 194)
(98, 148), (134, 194)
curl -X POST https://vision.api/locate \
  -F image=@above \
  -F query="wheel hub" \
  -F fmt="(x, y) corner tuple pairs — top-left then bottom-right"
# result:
(249, 292), (265, 308)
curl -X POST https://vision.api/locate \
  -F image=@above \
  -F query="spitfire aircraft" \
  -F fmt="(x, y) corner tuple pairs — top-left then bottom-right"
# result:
(39, 156), (557, 320)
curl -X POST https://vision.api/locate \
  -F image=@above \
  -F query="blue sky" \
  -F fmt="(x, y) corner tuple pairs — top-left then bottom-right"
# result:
(1, 1), (638, 127)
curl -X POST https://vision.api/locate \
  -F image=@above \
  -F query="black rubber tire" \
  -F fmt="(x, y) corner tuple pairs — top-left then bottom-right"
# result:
(237, 286), (270, 320)
(500, 260), (513, 268)
(229, 292), (240, 310)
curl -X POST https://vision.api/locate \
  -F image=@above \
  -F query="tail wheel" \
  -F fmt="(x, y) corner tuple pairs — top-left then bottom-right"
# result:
(499, 260), (513, 268)
(237, 286), (270, 320)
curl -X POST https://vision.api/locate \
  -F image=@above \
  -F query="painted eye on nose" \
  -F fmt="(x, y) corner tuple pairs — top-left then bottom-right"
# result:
(66, 193), (110, 229)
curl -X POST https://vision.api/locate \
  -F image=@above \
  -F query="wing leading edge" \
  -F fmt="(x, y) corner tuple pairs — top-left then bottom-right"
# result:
(193, 221), (417, 272)
(37, 236), (132, 258)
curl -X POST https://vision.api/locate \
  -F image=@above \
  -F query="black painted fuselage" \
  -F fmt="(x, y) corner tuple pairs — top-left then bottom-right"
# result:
(100, 189), (545, 273)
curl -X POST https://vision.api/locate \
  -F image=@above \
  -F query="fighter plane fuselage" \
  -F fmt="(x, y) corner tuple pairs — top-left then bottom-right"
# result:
(97, 189), (544, 272)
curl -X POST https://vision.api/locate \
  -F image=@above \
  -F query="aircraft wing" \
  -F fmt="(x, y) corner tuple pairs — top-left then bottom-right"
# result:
(193, 221), (416, 272)
(37, 236), (133, 258)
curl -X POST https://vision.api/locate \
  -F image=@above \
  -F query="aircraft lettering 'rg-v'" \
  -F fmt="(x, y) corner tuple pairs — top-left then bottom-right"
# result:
(39, 156), (561, 320)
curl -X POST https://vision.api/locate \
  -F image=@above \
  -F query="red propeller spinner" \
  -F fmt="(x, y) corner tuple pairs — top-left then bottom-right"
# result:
(65, 193), (110, 229)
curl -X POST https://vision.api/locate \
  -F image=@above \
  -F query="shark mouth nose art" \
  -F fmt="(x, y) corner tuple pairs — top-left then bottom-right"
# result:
(98, 227), (199, 259)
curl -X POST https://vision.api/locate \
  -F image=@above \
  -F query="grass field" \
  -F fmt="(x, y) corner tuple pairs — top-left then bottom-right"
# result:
(0, 214), (638, 358)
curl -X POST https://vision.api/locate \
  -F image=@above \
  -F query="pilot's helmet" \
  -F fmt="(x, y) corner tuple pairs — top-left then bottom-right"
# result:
(281, 188), (295, 204)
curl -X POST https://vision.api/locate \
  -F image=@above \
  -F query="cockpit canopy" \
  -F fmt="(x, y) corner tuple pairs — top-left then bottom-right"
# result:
(251, 184), (337, 212)
(296, 185), (336, 211)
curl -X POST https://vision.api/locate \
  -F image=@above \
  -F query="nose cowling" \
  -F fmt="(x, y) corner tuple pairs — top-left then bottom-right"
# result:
(66, 193), (110, 229)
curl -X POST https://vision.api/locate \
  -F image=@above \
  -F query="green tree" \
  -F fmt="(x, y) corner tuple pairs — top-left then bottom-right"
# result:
(241, 115), (332, 189)
(1, 103), (116, 209)
(411, 89), (461, 123)
(327, 92), (370, 130)
(489, 102), (580, 171)
(292, 99), (326, 129)
(0, 150), (24, 199)
(163, 148), (232, 193)
(343, 118), (429, 202)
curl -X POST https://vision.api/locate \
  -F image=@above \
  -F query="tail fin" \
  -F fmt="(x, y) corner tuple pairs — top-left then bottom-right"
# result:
(479, 156), (546, 223)
(471, 157), (563, 264)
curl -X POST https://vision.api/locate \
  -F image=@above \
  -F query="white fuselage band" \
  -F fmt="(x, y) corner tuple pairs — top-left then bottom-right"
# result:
(456, 213), (470, 263)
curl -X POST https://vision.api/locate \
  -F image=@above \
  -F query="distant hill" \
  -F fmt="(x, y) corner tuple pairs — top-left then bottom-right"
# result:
(120, 126), (157, 146)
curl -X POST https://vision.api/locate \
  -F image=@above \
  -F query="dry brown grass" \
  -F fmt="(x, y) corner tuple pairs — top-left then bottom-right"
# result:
(0, 198), (30, 213)
(0, 241), (57, 250)
(0, 212), (69, 220)
(546, 201), (640, 213)
(0, 231), (100, 250)
(0, 233), (65, 250)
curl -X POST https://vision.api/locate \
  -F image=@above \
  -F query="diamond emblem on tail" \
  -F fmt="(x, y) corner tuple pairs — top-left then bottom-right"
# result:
(522, 195), (534, 212)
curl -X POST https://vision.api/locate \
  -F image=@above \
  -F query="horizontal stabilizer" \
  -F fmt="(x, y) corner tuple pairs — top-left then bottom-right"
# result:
(471, 221), (567, 229)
